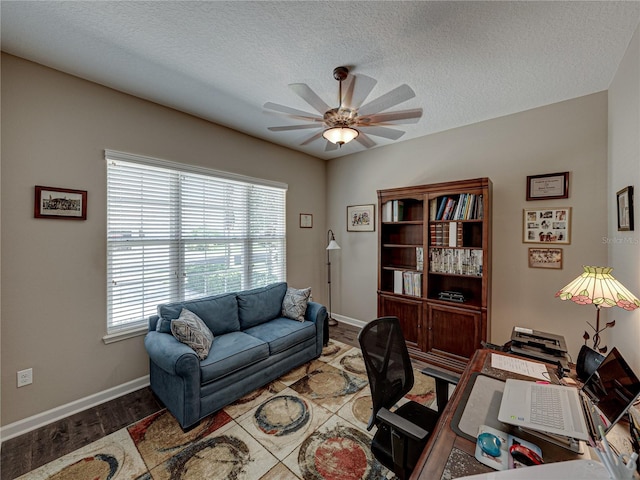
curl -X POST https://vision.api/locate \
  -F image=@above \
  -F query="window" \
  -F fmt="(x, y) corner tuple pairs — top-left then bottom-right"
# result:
(105, 150), (287, 334)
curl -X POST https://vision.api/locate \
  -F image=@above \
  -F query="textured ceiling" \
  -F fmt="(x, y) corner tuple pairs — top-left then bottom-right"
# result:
(2, 1), (640, 160)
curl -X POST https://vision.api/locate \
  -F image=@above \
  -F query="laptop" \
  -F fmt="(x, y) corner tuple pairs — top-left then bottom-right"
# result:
(498, 347), (640, 443)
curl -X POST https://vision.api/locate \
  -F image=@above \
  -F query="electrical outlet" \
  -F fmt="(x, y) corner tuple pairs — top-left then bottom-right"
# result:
(17, 368), (33, 387)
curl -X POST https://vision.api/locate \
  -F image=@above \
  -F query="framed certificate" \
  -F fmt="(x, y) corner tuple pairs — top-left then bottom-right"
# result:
(526, 172), (569, 201)
(299, 213), (313, 228)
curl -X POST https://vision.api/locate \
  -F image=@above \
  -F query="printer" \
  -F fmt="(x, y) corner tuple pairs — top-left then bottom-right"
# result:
(509, 327), (570, 373)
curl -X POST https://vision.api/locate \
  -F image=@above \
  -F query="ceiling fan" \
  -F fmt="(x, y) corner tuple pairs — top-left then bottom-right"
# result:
(264, 66), (423, 151)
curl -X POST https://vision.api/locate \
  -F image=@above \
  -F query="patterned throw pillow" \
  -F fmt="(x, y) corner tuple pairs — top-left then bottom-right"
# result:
(281, 287), (312, 322)
(170, 308), (214, 360)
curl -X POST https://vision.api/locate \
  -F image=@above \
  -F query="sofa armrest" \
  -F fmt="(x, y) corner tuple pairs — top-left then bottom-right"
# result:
(305, 301), (327, 324)
(144, 331), (200, 377)
(148, 315), (159, 331)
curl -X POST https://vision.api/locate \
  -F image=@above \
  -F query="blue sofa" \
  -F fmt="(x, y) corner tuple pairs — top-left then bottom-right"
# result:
(145, 282), (327, 429)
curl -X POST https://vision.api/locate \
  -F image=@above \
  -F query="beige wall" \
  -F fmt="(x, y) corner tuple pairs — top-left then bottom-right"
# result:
(0, 54), (328, 426)
(327, 92), (612, 365)
(4, 29), (640, 428)
(609, 22), (640, 369)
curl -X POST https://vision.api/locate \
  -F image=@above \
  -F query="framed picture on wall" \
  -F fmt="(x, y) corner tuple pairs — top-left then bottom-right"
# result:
(616, 186), (634, 231)
(299, 213), (313, 228)
(523, 207), (571, 244)
(526, 172), (569, 201)
(347, 204), (375, 232)
(528, 247), (563, 269)
(34, 185), (87, 220)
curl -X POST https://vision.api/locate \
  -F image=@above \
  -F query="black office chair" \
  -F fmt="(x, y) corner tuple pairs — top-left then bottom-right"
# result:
(358, 316), (458, 479)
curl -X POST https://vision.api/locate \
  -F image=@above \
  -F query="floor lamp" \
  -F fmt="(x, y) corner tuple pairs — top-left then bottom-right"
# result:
(326, 229), (341, 327)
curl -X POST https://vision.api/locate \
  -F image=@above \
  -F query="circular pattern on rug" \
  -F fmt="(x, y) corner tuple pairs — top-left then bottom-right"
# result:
(339, 352), (366, 376)
(235, 385), (269, 404)
(321, 341), (341, 357)
(254, 395), (310, 436)
(307, 370), (350, 397)
(405, 371), (436, 405)
(49, 454), (118, 480)
(351, 395), (373, 425)
(128, 409), (230, 456)
(165, 435), (250, 479)
(298, 424), (385, 480)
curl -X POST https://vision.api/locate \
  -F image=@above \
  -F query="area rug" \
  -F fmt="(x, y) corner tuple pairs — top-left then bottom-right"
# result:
(17, 340), (436, 480)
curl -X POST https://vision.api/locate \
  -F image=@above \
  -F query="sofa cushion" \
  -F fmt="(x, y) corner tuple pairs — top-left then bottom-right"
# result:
(170, 309), (214, 360)
(158, 292), (239, 336)
(282, 287), (311, 321)
(243, 317), (316, 355)
(199, 331), (269, 384)
(237, 282), (287, 329)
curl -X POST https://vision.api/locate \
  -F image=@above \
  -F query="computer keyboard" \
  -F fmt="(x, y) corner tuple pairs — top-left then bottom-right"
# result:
(530, 384), (565, 429)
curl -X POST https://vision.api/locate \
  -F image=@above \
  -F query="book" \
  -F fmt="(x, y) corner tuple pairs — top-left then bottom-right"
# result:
(448, 222), (458, 247)
(393, 270), (403, 294)
(436, 197), (448, 220)
(392, 200), (405, 221)
(382, 201), (393, 222)
(474, 425), (542, 471)
(416, 247), (424, 271)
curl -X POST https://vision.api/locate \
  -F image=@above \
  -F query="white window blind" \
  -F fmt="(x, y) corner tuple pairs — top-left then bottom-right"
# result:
(106, 150), (287, 333)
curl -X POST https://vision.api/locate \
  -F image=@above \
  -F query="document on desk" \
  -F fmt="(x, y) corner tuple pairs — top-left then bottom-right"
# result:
(491, 354), (548, 380)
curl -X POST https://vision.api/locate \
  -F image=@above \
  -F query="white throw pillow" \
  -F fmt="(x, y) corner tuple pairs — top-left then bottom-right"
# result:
(282, 287), (311, 321)
(171, 308), (214, 360)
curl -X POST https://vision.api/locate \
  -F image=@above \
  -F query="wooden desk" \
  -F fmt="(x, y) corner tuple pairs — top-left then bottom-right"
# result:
(410, 349), (592, 479)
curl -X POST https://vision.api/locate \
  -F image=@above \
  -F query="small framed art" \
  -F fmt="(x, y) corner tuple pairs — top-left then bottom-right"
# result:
(299, 213), (313, 228)
(347, 204), (375, 232)
(526, 172), (569, 201)
(616, 186), (634, 231)
(523, 207), (571, 244)
(34, 185), (87, 220)
(528, 247), (563, 269)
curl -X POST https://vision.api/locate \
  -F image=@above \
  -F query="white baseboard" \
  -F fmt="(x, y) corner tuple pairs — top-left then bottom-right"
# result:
(332, 313), (367, 329)
(1, 375), (150, 443)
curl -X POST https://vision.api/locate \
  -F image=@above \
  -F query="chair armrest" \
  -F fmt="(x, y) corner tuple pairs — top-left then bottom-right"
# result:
(305, 301), (327, 324)
(377, 407), (429, 442)
(422, 367), (460, 414)
(421, 367), (460, 386)
(144, 331), (200, 377)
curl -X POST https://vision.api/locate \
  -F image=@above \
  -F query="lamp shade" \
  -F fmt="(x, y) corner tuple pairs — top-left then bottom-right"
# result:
(322, 127), (359, 145)
(555, 266), (640, 311)
(326, 239), (341, 250)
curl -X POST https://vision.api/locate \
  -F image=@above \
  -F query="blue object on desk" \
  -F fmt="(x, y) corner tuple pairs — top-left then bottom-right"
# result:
(478, 432), (502, 457)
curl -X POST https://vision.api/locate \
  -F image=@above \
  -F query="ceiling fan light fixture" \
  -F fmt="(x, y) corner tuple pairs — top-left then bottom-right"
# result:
(322, 126), (359, 146)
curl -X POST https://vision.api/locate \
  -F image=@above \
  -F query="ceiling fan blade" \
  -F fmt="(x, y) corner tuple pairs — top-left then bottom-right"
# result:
(342, 73), (377, 109)
(355, 132), (377, 149)
(300, 131), (324, 146)
(359, 126), (406, 140)
(268, 124), (323, 132)
(325, 141), (339, 152)
(289, 83), (331, 114)
(358, 108), (423, 125)
(358, 84), (416, 116)
(263, 102), (323, 121)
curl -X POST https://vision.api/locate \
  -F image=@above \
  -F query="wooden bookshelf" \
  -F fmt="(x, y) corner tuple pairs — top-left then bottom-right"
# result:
(377, 178), (492, 373)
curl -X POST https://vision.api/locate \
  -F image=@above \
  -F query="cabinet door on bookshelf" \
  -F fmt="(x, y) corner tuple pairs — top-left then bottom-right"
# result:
(426, 303), (482, 360)
(378, 294), (423, 350)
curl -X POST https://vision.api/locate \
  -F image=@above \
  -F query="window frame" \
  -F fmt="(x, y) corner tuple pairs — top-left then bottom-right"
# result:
(104, 150), (287, 341)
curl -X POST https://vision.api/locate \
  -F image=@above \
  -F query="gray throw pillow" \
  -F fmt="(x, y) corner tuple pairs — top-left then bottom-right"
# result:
(282, 287), (311, 321)
(170, 308), (214, 360)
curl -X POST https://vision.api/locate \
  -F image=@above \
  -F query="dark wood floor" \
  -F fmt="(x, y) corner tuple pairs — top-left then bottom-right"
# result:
(0, 322), (362, 480)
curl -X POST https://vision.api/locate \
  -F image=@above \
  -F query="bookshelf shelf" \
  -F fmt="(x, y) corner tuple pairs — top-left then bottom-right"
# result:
(378, 178), (492, 373)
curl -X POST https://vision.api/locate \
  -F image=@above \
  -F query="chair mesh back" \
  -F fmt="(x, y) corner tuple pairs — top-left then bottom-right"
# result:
(358, 317), (415, 428)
